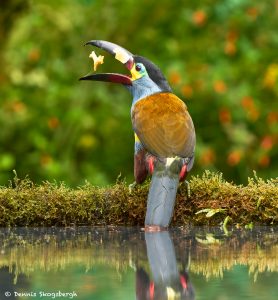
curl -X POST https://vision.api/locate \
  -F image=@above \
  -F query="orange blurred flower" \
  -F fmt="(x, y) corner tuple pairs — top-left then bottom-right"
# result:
(219, 108), (231, 124)
(47, 117), (60, 129)
(28, 48), (41, 62)
(246, 7), (259, 20)
(241, 96), (259, 121)
(169, 71), (181, 85)
(227, 150), (242, 166)
(40, 154), (52, 166)
(181, 85), (193, 98)
(213, 80), (227, 94)
(8, 100), (26, 113)
(200, 148), (215, 166)
(192, 10), (207, 26)
(241, 96), (254, 109)
(258, 155), (270, 167)
(267, 112), (278, 124)
(260, 135), (274, 151)
(224, 41), (237, 56)
(226, 30), (238, 43)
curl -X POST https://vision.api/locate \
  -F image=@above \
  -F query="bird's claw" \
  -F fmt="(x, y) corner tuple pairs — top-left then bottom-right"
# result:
(143, 225), (168, 232)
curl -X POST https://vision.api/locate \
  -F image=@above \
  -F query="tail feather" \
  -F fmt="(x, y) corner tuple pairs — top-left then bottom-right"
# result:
(145, 158), (182, 227)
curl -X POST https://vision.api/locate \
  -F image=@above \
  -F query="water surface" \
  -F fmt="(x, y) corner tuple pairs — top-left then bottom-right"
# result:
(0, 226), (277, 299)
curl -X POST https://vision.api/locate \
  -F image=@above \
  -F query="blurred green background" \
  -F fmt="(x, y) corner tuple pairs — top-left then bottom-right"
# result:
(0, 0), (277, 186)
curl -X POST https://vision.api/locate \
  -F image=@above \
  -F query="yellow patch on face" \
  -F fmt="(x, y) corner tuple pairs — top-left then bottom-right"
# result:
(130, 64), (142, 81)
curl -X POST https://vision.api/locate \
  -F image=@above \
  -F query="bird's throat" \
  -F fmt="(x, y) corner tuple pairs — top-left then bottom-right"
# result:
(128, 76), (161, 106)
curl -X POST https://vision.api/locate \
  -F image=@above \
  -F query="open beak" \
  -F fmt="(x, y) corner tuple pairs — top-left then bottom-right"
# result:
(79, 40), (134, 85)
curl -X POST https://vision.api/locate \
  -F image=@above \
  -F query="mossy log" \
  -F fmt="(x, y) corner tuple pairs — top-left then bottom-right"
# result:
(0, 171), (277, 226)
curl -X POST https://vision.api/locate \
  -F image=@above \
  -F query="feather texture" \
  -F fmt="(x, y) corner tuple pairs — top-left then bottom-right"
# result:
(132, 92), (195, 159)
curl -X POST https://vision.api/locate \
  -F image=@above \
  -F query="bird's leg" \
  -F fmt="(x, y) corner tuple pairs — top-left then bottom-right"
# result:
(147, 156), (155, 175)
(130, 154), (156, 194)
(179, 164), (187, 181)
(178, 163), (191, 197)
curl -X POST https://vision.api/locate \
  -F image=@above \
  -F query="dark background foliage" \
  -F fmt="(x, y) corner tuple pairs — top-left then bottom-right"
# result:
(0, 0), (277, 186)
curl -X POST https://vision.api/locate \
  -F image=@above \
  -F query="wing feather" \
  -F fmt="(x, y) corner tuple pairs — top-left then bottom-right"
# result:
(132, 93), (195, 158)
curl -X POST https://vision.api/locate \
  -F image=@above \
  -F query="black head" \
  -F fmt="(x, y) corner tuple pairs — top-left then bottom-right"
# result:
(133, 55), (172, 92)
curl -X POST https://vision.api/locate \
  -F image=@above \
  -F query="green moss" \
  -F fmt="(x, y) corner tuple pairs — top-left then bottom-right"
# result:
(0, 171), (277, 226)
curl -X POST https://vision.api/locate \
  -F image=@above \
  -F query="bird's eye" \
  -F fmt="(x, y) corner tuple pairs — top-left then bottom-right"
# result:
(135, 64), (142, 72)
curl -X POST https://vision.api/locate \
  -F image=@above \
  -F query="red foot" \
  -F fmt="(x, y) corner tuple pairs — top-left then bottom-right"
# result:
(179, 164), (187, 181)
(149, 281), (155, 299)
(180, 274), (188, 289)
(148, 157), (155, 174)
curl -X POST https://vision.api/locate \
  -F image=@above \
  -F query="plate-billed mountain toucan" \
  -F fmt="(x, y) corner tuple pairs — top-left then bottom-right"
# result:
(80, 40), (196, 231)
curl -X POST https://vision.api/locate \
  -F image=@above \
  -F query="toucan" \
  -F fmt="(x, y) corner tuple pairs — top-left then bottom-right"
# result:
(80, 40), (196, 231)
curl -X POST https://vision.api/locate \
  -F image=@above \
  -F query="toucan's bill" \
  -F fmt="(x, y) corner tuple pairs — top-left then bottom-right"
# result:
(79, 40), (134, 85)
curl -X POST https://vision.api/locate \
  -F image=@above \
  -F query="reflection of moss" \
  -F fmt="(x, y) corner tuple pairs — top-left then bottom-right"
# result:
(0, 171), (277, 226)
(0, 227), (277, 282)
(189, 239), (278, 279)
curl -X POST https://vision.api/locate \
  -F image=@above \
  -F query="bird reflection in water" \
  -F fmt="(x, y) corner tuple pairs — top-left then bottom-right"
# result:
(136, 231), (194, 300)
